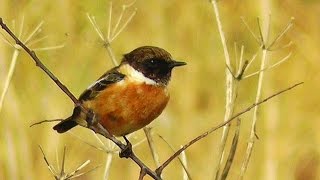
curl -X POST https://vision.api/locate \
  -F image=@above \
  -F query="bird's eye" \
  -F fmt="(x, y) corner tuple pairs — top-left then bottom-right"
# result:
(145, 58), (161, 68)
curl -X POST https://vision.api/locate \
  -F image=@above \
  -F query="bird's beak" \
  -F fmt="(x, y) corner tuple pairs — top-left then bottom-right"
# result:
(169, 60), (187, 68)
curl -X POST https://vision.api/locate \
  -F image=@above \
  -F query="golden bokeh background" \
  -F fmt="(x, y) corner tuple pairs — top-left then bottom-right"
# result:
(0, 0), (319, 179)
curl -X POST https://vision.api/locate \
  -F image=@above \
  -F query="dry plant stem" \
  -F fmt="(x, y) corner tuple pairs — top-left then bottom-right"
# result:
(144, 127), (160, 167)
(0, 18), (161, 180)
(155, 82), (303, 176)
(219, 46), (245, 179)
(0, 48), (19, 112)
(0, 18), (81, 109)
(157, 135), (192, 180)
(239, 49), (268, 180)
(103, 153), (113, 180)
(181, 145), (189, 180)
(210, 1), (237, 179)
(221, 119), (241, 180)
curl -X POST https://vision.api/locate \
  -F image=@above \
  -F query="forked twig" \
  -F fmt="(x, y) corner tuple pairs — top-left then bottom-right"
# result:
(40, 146), (100, 179)
(157, 134), (193, 180)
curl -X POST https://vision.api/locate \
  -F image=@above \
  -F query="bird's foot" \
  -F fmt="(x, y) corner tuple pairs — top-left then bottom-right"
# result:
(119, 136), (133, 158)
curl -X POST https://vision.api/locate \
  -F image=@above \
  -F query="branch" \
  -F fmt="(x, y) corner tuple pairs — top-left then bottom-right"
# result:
(155, 82), (303, 175)
(0, 18), (81, 108)
(0, 17), (161, 180)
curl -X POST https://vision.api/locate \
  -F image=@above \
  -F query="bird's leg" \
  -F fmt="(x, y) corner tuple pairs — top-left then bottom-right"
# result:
(119, 136), (133, 158)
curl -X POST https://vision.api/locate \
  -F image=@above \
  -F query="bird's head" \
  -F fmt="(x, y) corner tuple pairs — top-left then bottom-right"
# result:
(121, 46), (186, 85)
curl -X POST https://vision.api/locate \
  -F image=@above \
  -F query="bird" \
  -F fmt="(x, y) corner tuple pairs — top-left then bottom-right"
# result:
(53, 46), (186, 137)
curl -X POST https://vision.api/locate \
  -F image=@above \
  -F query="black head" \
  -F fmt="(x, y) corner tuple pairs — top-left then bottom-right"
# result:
(121, 46), (186, 85)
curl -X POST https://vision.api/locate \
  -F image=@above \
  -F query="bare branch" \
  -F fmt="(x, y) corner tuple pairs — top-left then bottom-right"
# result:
(155, 82), (303, 175)
(0, 17), (82, 108)
(157, 134), (193, 180)
(0, 17), (161, 180)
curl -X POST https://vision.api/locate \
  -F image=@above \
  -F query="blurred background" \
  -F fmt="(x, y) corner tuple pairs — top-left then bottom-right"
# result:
(0, 0), (319, 179)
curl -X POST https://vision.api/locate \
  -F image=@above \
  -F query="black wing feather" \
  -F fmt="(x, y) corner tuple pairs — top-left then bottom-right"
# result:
(79, 67), (125, 101)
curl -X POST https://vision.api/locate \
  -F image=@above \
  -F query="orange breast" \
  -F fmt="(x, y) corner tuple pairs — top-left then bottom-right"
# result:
(83, 80), (169, 136)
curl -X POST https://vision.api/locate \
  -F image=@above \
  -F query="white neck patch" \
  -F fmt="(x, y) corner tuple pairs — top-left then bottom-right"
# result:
(119, 64), (157, 85)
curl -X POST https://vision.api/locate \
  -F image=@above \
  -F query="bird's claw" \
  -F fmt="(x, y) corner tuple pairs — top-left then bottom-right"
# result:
(119, 136), (133, 158)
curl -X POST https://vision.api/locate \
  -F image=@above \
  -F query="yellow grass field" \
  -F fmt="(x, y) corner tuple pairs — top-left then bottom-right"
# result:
(0, 0), (319, 179)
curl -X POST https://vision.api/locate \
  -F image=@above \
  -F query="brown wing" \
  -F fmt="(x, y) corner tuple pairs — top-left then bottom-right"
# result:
(79, 66), (125, 101)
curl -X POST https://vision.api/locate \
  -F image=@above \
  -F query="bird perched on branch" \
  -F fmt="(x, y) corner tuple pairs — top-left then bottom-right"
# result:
(53, 46), (186, 136)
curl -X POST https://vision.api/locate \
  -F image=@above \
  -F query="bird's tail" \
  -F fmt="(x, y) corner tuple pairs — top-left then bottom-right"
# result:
(53, 116), (78, 133)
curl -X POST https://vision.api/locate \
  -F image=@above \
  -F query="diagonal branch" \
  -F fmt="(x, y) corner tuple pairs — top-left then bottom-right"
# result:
(0, 18), (81, 108)
(0, 17), (161, 180)
(155, 82), (303, 176)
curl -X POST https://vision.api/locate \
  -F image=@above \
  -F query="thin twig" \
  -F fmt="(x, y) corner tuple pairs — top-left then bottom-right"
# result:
(109, 8), (137, 42)
(0, 49), (20, 113)
(245, 46), (262, 72)
(24, 21), (44, 44)
(240, 48), (268, 179)
(60, 146), (66, 177)
(33, 44), (65, 51)
(18, 15), (25, 39)
(267, 17), (294, 50)
(244, 52), (292, 79)
(181, 145), (189, 180)
(144, 127), (160, 168)
(155, 82), (303, 176)
(69, 165), (101, 179)
(157, 134), (193, 180)
(0, 18), (82, 108)
(39, 145), (58, 177)
(257, 18), (266, 48)
(107, 1), (112, 40)
(240, 17), (260, 44)
(103, 153), (113, 180)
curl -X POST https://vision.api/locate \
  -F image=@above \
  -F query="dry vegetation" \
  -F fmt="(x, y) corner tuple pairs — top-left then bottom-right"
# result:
(0, 0), (319, 179)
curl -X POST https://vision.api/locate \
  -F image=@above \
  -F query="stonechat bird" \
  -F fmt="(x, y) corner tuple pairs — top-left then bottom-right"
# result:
(53, 46), (186, 136)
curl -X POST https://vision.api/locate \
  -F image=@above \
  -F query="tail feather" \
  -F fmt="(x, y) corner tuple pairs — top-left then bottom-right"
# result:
(53, 117), (77, 133)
